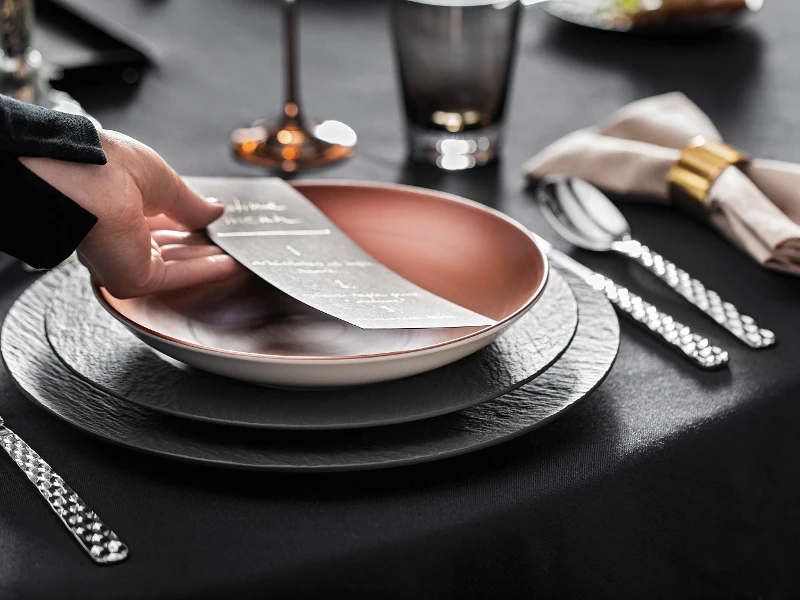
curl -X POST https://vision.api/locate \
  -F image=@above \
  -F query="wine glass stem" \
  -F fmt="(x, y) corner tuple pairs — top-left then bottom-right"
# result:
(282, 0), (301, 122)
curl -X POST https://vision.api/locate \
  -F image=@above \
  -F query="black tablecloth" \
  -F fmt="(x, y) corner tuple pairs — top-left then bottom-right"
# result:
(2, 1), (800, 598)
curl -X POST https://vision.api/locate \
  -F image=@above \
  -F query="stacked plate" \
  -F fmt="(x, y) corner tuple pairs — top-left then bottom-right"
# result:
(2, 182), (620, 471)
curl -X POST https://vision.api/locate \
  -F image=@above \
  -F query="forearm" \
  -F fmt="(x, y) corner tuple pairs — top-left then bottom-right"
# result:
(1, 95), (235, 296)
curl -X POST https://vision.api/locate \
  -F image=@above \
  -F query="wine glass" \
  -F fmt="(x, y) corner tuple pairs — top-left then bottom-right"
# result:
(231, 0), (357, 172)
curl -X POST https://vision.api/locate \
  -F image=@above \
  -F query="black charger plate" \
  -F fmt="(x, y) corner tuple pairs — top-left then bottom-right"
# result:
(45, 264), (577, 430)
(2, 265), (619, 471)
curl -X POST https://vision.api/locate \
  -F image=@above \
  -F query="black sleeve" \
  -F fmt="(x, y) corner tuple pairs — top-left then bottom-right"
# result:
(0, 94), (107, 269)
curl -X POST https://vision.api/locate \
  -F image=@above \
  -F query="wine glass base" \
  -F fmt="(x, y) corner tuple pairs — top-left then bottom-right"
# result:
(232, 118), (357, 172)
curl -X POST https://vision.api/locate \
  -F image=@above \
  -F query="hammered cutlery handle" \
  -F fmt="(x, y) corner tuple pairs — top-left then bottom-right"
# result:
(0, 423), (128, 564)
(585, 273), (729, 369)
(614, 240), (775, 349)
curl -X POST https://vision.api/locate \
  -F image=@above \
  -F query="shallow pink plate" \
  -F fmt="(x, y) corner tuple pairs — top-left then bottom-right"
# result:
(95, 181), (549, 387)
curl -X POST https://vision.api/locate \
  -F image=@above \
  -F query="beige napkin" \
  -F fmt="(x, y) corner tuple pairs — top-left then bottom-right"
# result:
(523, 92), (800, 275)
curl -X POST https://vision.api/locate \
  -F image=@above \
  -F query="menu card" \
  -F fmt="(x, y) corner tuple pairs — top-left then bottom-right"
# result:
(188, 177), (496, 330)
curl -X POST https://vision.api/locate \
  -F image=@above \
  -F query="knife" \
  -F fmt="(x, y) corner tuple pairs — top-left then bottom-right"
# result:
(533, 234), (729, 370)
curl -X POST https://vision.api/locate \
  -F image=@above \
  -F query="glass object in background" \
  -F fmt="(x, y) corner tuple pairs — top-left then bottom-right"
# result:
(0, 0), (89, 116)
(232, 0), (357, 172)
(391, 0), (522, 170)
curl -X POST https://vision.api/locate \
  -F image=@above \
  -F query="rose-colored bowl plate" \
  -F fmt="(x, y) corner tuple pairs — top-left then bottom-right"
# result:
(94, 181), (549, 387)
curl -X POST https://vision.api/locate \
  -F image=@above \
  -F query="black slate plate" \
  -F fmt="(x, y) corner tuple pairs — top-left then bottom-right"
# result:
(45, 264), (577, 430)
(2, 266), (619, 472)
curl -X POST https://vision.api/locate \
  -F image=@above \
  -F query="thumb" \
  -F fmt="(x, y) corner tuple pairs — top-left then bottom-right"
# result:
(140, 155), (223, 231)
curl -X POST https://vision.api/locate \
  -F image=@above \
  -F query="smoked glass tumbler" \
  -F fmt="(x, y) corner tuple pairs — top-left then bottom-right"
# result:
(391, 0), (522, 170)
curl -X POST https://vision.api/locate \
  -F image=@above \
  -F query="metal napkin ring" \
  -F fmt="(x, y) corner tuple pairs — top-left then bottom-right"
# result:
(668, 135), (750, 219)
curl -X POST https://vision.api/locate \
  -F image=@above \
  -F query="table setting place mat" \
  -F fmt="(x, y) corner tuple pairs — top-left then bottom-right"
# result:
(45, 262), (577, 430)
(1, 262), (619, 471)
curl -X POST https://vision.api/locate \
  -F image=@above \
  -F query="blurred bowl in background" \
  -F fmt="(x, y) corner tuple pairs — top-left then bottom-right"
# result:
(541, 0), (763, 34)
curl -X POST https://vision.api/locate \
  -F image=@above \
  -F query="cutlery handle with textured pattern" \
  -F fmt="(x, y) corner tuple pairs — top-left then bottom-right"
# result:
(584, 273), (729, 370)
(613, 240), (775, 349)
(0, 421), (128, 564)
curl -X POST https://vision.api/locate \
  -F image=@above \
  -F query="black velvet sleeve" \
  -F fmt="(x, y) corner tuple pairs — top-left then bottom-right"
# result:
(0, 94), (107, 269)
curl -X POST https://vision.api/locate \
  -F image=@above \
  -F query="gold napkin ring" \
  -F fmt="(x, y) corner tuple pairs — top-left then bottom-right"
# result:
(668, 135), (749, 217)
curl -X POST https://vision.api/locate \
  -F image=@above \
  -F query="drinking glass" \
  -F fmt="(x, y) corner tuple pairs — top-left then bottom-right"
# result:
(231, 0), (357, 172)
(0, 0), (87, 116)
(391, 0), (522, 170)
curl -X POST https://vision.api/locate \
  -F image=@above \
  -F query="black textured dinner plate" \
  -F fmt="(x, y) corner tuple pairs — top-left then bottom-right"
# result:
(1, 265), (619, 471)
(44, 264), (577, 430)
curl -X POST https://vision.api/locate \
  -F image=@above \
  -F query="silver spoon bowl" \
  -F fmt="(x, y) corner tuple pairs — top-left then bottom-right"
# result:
(535, 175), (775, 349)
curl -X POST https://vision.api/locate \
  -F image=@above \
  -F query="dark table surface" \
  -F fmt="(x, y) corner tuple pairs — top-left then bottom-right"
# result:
(2, 1), (800, 598)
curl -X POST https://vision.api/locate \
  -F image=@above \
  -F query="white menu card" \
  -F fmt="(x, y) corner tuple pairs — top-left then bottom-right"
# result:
(189, 177), (495, 330)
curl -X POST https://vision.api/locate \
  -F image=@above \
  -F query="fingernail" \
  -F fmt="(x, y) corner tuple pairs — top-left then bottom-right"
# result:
(205, 196), (220, 204)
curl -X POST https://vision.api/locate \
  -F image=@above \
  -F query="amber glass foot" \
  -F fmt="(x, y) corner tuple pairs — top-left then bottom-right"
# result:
(232, 115), (356, 173)
(231, 0), (356, 172)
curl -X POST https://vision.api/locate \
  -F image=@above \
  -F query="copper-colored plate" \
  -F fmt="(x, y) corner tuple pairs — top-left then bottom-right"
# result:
(95, 181), (549, 387)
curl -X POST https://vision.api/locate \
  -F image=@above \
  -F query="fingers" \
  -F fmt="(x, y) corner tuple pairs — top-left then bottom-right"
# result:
(65, 130), (237, 297)
(159, 244), (224, 262)
(167, 179), (223, 230)
(78, 213), (158, 299)
(81, 215), (239, 297)
(151, 230), (224, 261)
(139, 155), (223, 230)
(82, 239), (240, 299)
(156, 255), (241, 295)
(84, 218), (233, 297)
(151, 228), (228, 270)
(150, 230), (210, 247)
(146, 214), (191, 232)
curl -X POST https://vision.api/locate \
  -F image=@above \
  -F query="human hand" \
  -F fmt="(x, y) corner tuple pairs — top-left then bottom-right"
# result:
(21, 129), (240, 298)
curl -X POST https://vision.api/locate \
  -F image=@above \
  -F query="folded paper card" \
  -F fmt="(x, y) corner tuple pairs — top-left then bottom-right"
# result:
(190, 177), (496, 329)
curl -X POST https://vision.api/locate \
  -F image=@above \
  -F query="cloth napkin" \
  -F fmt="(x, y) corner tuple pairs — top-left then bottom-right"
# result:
(523, 92), (800, 275)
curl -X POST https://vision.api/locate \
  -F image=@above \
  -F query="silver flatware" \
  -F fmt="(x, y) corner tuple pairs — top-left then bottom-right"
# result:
(533, 234), (729, 370)
(535, 175), (775, 349)
(0, 416), (128, 564)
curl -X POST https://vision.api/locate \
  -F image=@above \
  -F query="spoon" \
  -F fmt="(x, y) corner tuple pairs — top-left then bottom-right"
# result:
(535, 175), (775, 349)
